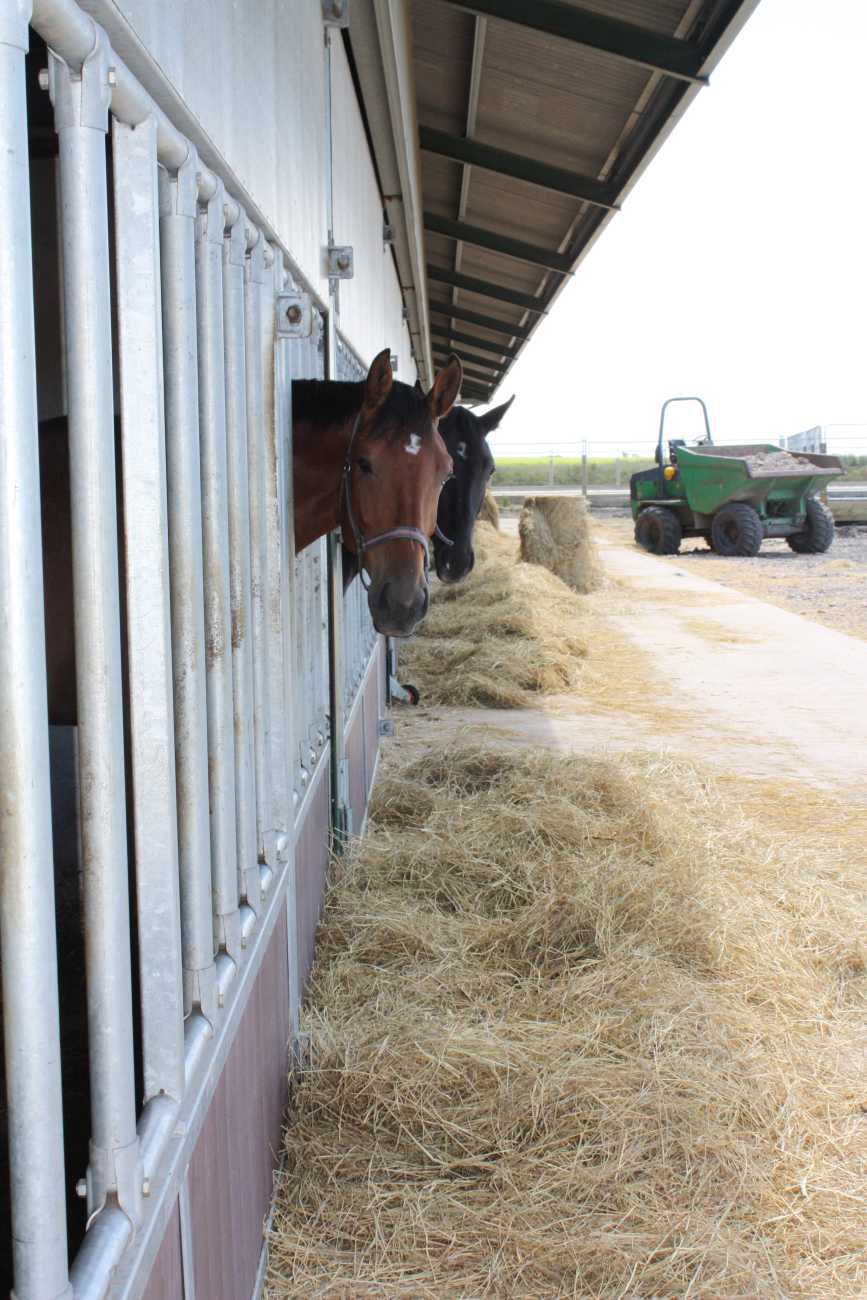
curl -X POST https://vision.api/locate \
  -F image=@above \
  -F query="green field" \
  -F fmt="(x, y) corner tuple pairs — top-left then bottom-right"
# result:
(491, 453), (867, 487)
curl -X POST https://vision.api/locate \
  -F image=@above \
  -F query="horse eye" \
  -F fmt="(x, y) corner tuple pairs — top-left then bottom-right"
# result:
(356, 456), (374, 476)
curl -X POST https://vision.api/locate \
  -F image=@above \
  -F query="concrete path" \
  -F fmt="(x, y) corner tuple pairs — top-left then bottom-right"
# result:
(394, 530), (867, 797)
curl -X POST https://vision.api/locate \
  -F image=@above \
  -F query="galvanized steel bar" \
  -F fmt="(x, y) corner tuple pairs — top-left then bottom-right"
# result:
(48, 35), (142, 1223)
(195, 177), (241, 962)
(262, 245), (290, 870)
(245, 231), (276, 866)
(158, 148), (217, 1024)
(223, 206), (261, 916)
(324, 313), (349, 841)
(0, 6), (73, 1296)
(112, 114), (185, 1106)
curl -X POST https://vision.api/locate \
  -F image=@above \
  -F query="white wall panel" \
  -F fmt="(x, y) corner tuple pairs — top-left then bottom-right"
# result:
(330, 39), (416, 380)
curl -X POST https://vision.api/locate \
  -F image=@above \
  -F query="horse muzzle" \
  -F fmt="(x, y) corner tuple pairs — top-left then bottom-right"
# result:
(368, 576), (429, 638)
(434, 543), (475, 583)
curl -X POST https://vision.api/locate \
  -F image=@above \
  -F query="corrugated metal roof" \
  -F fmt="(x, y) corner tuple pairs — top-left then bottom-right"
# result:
(408, 0), (762, 403)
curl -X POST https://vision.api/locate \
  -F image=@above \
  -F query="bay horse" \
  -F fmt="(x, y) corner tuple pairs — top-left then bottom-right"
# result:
(433, 395), (515, 582)
(293, 349), (460, 636)
(39, 349), (460, 725)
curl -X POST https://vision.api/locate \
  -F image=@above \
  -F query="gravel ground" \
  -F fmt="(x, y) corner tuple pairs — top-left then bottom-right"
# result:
(594, 514), (867, 643)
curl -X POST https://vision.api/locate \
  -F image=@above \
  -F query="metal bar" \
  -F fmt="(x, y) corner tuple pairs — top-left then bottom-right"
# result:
(272, 253), (301, 1041)
(419, 126), (618, 209)
(112, 115), (185, 1106)
(324, 313), (349, 843)
(49, 36), (142, 1223)
(425, 210), (573, 274)
(429, 300), (529, 338)
(427, 263), (546, 312)
(158, 149), (218, 1025)
(440, 0), (707, 82)
(223, 206), (261, 917)
(433, 347), (503, 374)
(262, 247), (291, 872)
(245, 232), (276, 868)
(0, 6), (73, 1296)
(194, 177), (242, 963)
(430, 326), (518, 358)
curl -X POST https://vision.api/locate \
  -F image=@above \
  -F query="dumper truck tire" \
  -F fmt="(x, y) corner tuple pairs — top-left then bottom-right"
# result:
(786, 498), (835, 554)
(635, 506), (682, 555)
(710, 503), (763, 557)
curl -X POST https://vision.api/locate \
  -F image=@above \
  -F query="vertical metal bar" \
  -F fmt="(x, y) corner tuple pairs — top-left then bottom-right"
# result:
(158, 147), (217, 1025)
(272, 252), (301, 1039)
(262, 245), (290, 873)
(324, 315), (350, 842)
(112, 115), (184, 1106)
(0, 6), (73, 1296)
(195, 178), (241, 962)
(49, 36), (142, 1223)
(245, 231), (275, 868)
(223, 207), (261, 917)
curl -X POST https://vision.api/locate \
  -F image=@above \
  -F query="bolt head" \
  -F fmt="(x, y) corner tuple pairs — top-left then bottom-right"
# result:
(286, 304), (302, 325)
(336, 253), (351, 271)
(38, 68), (49, 91)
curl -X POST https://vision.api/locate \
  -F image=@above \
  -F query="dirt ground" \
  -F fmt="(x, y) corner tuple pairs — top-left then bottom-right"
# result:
(594, 512), (867, 642)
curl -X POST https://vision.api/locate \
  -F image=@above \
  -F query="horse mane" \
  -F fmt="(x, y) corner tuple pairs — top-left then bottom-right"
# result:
(293, 378), (432, 441)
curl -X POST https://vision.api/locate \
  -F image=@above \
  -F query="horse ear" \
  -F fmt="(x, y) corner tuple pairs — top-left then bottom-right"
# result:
(428, 354), (463, 420)
(477, 394), (515, 437)
(363, 348), (394, 411)
(413, 378), (424, 395)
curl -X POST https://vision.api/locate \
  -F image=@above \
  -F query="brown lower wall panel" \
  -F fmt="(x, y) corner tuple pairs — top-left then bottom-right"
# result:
(294, 759), (331, 990)
(186, 909), (291, 1300)
(140, 1199), (183, 1300)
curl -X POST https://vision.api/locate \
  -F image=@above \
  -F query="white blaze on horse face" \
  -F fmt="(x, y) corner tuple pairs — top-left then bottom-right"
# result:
(457, 441), (468, 460)
(405, 432), (422, 456)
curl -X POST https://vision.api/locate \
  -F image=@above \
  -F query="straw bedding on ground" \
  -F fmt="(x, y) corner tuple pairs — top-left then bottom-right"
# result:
(267, 745), (867, 1298)
(401, 523), (590, 708)
(519, 495), (603, 594)
(478, 489), (500, 529)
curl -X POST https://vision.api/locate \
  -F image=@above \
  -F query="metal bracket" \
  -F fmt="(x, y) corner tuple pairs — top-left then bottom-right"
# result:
(390, 353), (399, 372)
(382, 221), (395, 245)
(378, 718), (396, 738)
(48, 26), (113, 133)
(327, 245), (354, 279)
(276, 291), (313, 338)
(322, 0), (350, 26)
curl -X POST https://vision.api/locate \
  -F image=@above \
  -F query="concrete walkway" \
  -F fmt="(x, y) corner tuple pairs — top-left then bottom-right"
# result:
(394, 530), (867, 797)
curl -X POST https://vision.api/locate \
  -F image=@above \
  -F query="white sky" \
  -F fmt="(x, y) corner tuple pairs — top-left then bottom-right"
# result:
(480, 0), (867, 458)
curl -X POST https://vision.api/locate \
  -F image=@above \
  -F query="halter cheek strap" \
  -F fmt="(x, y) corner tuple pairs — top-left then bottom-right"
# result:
(340, 411), (454, 590)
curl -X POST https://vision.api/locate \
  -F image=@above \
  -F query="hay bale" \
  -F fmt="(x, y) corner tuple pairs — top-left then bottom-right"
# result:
(519, 494), (603, 593)
(478, 488), (499, 530)
(267, 744), (867, 1298)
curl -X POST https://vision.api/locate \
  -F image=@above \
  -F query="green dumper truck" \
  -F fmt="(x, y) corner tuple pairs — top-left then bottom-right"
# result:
(631, 398), (845, 557)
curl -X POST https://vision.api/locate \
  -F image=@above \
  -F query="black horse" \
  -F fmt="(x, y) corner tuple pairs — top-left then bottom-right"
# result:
(433, 396), (515, 582)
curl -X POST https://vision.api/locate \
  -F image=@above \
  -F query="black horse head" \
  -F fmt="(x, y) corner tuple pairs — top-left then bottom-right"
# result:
(433, 396), (515, 582)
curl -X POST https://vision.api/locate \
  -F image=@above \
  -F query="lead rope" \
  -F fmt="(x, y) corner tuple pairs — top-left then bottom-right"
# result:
(340, 410), (453, 590)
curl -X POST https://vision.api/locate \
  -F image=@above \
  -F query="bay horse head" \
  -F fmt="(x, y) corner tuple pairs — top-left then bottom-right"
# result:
(433, 395), (515, 582)
(293, 349), (461, 638)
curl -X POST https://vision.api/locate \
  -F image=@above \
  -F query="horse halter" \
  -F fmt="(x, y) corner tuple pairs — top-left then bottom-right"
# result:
(340, 410), (453, 590)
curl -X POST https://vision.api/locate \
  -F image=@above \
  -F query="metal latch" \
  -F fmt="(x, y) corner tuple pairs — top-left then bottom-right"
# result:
(276, 292), (313, 338)
(322, 0), (349, 26)
(327, 245), (354, 279)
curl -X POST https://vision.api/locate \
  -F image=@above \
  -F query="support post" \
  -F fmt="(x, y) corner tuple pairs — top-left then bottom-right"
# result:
(49, 33), (142, 1225)
(0, 4), (73, 1294)
(581, 439), (589, 497)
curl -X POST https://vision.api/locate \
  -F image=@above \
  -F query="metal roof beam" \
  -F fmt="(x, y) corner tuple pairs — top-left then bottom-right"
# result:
(440, 0), (707, 84)
(434, 347), (504, 375)
(431, 327), (518, 358)
(429, 301), (530, 339)
(420, 126), (618, 208)
(425, 211), (573, 274)
(459, 379), (495, 400)
(428, 264), (546, 312)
